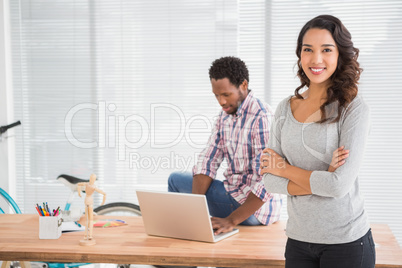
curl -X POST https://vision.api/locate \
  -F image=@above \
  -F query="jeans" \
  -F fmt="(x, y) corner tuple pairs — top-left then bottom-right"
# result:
(285, 229), (376, 268)
(168, 171), (262, 226)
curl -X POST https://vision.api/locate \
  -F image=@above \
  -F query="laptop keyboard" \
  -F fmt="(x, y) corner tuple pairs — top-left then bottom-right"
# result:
(212, 229), (238, 240)
(213, 232), (227, 240)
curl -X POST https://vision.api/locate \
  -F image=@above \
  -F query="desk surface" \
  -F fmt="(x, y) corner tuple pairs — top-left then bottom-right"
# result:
(0, 214), (401, 267)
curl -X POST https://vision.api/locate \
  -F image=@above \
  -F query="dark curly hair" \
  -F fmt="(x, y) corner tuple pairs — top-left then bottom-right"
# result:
(209, 56), (249, 88)
(295, 15), (362, 123)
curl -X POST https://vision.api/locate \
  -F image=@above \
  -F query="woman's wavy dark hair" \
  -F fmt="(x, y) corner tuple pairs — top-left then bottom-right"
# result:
(295, 15), (362, 123)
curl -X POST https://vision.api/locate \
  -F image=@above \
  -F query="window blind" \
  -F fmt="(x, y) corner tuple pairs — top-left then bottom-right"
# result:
(9, 0), (268, 216)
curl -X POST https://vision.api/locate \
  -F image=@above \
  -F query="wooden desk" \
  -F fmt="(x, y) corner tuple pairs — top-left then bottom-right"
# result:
(0, 215), (401, 267)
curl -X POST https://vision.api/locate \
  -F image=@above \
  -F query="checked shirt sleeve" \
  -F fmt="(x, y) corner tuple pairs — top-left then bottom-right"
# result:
(251, 112), (274, 202)
(192, 116), (224, 179)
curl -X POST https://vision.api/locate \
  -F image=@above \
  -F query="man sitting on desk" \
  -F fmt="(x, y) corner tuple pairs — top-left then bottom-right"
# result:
(168, 56), (282, 235)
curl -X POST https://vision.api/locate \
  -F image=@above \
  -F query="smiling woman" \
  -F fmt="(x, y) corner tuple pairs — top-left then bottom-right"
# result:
(262, 15), (376, 268)
(267, 2), (402, 250)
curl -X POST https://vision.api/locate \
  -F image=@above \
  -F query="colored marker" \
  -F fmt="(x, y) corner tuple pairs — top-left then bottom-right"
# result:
(41, 206), (47, 216)
(35, 206), (42, 216)
(36, 204), (43, 216)
(55, 206), (60, 216)
(46, 202), (50, 214)
(43, 203), (48, 214)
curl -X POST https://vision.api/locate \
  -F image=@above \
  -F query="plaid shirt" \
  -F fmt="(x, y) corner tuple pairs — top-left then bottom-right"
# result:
(192, 91), (282, 225)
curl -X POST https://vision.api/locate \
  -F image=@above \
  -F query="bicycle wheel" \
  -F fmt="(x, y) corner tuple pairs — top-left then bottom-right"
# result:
(0, 188), (21, 214)
(94, 202), (141, 216)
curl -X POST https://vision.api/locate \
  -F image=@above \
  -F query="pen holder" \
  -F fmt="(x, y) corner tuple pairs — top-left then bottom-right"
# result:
(39, 214), (62, 239)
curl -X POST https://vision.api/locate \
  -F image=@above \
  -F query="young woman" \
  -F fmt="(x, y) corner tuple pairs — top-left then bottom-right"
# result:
(261, 15), (376, 267)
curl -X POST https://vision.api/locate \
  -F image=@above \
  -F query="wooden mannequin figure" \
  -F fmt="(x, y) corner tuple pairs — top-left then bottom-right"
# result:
(77, 174), (106, 246)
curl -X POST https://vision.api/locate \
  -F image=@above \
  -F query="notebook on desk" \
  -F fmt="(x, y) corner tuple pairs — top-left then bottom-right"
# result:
(136, 190), (239, 243)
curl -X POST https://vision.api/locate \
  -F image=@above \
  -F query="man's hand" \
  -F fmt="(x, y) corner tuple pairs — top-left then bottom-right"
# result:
(211, 193), (264, 235)
(211, 216), (236, 235)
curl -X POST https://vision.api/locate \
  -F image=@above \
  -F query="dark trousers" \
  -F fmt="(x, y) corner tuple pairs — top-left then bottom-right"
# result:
(285, 229), (376, 268)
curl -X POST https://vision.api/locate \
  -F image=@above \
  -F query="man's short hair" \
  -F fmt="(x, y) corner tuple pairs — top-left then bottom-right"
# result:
(209, 56), (249, 88)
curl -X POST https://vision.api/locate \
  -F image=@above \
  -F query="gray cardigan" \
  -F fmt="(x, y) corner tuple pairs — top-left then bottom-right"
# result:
(263, 94), (370, 244)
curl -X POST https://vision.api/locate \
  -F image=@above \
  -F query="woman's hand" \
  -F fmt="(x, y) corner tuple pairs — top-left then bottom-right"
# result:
(328, 146), (349, 172)
(260, 148), (288, 177)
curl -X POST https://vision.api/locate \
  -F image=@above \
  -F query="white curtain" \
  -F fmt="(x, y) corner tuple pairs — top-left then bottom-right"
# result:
(9, 0), (402, 245)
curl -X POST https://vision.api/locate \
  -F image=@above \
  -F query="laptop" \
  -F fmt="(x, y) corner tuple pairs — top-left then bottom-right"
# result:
(136, 190), (239, 243)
